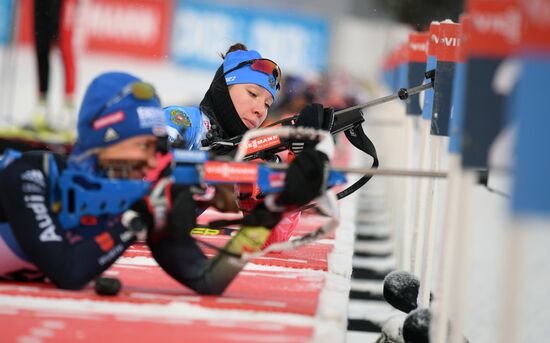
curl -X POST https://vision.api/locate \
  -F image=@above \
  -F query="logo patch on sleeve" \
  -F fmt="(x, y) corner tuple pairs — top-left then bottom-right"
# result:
(170, 109), (191, 127)
(95, 232), (115, 252)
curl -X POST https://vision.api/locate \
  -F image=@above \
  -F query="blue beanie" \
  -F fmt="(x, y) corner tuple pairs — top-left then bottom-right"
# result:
(73, 72), (166, 153)
(223, 50), (279, 100)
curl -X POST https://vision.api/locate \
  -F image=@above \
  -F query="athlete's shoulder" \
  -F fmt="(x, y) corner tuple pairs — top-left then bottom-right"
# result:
(164, 105), (205, 149)
(1, 151), (66, 186)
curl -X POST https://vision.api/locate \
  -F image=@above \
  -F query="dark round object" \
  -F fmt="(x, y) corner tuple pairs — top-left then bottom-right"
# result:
(398, 88), (409, 100)
(383, 270), (419, 313)
(94, 276), (122, 296)
(403, 308), (432, 343)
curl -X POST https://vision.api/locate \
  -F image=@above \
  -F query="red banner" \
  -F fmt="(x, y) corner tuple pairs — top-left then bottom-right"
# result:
(17, 0), (173, 60)
(521, 0), (550, 50)
(428, 22), (440, 56)
(408, 32), (429, 63)
(467, 0), (521, 57)
(456, 14), (472, 62)
(437, 22), (462, 62)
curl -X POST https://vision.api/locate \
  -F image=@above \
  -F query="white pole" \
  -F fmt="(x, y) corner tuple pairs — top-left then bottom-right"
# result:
(419, 135), (444, 307)
(499, 224), (523, 343)
(448, 169), (475, 343)
(411, 120), (431, 275)
(432, 154), (462, 343)
(402, 116), (421, 271)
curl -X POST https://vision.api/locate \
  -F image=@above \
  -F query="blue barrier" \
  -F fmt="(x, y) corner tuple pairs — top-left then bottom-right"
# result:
(512, 58), (550, 215)
(0, 0), (14, 46)
(170, 1), (329, 75)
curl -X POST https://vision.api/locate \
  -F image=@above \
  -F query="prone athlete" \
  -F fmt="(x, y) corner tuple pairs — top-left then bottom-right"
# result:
(0, 70), (335, 296)
(162, 43), (336, 246)
(0, 71), (166, 289)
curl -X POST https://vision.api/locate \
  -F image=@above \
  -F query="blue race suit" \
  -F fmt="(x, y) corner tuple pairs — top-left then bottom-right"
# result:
(164, 106), (212, 150)
(0, 151), (136, 289)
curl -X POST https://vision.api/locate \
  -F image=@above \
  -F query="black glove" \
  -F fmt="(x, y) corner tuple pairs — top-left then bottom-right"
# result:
(241, 203), (282, 230)
(276, 148), (329, 208)
(165, 185), (197, 240)
(291, 103), (335, 154)
(137, 178), (196, 241)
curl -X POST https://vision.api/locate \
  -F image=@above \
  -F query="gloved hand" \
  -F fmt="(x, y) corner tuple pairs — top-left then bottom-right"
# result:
(291, 103), (334, 154)
(145, 177), (173, 231)
(241, 203), (282, 230)
(194, 184), (240, 213)
(275, 148), (329, 209)
(133, 177), (196, 241)
(165, 185), (197, 240)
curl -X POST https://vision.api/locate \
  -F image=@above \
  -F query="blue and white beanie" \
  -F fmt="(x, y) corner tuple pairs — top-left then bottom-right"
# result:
(73, 72), (166, 152)
(223, 50), (279, 100)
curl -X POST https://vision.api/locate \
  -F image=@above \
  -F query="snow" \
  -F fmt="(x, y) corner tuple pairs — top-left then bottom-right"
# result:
(0, 294), (317, 326)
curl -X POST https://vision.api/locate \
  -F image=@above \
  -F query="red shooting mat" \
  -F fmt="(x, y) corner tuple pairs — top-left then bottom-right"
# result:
(0, 211), (335, 342)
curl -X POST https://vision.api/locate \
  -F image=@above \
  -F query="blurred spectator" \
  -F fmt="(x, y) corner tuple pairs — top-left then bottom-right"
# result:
(30, 0), (78, 132)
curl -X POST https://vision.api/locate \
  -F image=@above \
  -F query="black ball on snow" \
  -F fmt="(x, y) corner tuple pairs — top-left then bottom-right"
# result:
(383, 270), (420, 313)
(94, 276), (122, 296)
(403, 308), (431, 343)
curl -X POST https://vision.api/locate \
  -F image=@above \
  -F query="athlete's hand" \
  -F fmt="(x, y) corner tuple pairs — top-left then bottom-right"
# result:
(291, 103), (334, 154)
(166, 185), (197, 239)
(194, 184), (240, 213)
(275, 148), (329, 209)
(143, 178), (196, 240)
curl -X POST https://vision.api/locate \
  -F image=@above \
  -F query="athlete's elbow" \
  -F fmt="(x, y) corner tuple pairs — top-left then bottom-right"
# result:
(50, 275), (89, 290)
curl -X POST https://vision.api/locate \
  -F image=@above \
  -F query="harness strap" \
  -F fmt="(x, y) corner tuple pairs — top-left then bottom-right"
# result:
(338, 124), (379, 199)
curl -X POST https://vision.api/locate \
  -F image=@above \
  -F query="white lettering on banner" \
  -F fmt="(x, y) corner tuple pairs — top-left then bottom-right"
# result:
(441, 37), (461, 47)
(472, 8), (522, 45)
(84, 3), (159, 44)
(172, 10), (237, 64)
(410, 42), (428, 52)
(525, 0), (550, 28)
(24, 195), (62, 242)
(431, 34), (439, 44)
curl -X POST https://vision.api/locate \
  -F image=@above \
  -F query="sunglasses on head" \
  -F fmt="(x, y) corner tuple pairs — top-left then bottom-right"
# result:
(223, 58), (282, 90)
(90, 81), (159, 127)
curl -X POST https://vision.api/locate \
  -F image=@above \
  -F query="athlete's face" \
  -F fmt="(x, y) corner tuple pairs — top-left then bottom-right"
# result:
(228, 84), (273, 129)
(97, 135), (158, 179)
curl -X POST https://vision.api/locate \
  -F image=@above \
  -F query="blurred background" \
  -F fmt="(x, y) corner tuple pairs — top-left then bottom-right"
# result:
(0, 0), (463, 128)
(2, 1), (549, 343)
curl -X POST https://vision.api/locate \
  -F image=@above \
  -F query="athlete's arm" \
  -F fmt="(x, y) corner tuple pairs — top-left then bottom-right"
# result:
(0, 157), (136, 289)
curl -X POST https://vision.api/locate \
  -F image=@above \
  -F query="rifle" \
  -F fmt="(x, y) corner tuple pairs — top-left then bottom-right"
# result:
(53, 127), (347, 231)
(208, 70), (436, 200)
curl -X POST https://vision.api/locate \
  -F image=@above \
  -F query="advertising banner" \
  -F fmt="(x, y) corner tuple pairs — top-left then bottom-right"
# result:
(171, 1), (329, 75)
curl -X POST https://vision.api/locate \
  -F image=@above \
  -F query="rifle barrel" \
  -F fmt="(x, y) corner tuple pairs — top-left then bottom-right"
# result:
(334, 82), (434, 115)
(266, 163), (447, 178)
